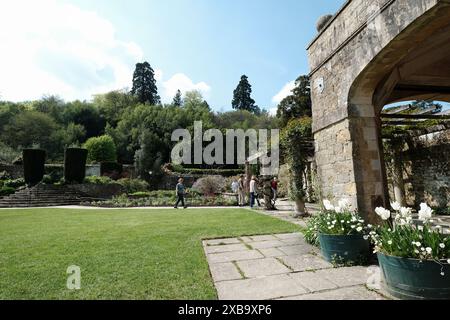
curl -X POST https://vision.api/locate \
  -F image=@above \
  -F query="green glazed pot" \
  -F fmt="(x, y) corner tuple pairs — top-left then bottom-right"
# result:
(377, 253), (450, 300)
(318, 233), (370, 265)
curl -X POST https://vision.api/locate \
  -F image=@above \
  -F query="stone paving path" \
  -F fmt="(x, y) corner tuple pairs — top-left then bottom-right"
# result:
(203, 233), (386, 300)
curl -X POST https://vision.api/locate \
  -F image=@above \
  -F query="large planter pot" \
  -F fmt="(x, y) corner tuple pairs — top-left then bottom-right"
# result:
(377, 253), (450, 300)
(318, 233), (370, 265)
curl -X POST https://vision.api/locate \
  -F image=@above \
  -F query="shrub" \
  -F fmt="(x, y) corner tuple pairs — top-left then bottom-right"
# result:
(84, 135), (117, 163)
(117, 178), (149, 194)
(192, 176), (226, 196)
(0, 186), (15, 197)
(84, 175), (114, 185)
(100, 162), (123, 176)
(3, 178), (25, 188)
(64, 148), (88, 183)
(23, 149), (46, 185)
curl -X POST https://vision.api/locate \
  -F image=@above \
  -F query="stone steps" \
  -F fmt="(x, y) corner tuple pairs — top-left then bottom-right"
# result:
(0, 184), (94, 208)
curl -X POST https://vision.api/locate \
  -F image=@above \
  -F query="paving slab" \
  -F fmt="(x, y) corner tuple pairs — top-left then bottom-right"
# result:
(314, 266), (373, 287)
(205, 243), (249, 254)
(216, 274), (308, 300)
(278, 286), (386, 300)
(279, 238), (307, 246)
(204, 238), (241, 246)
(278, 254), (333, 272)
(209, 262), (243, 282)
(205, 233), (386, 301)
(277, 245), (316, 256)
(247, 235), (279, 242)
(258, 248), (287, 258)
(208, 250), (264, 264)
(274, 233), (303, 240)
(249, 240), (285, 249)
(288, 272), (338, 292)
(237, 258), (291, 278)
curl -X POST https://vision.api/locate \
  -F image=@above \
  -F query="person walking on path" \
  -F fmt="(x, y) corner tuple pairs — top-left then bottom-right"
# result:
(231, 180), (239, 194)
(238, 175), (246, 206)
(174, 177), (187, 209)
(271, 177), (278, 202)
(249, 176), (258, 208)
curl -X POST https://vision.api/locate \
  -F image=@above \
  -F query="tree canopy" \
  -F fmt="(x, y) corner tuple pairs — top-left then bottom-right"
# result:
(232, 75), (260, 114)
(131, 62), (160, 105)
(277, 75), (312, 126)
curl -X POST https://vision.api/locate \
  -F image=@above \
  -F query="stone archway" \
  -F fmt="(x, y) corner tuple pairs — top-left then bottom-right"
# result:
(307, 0), (450, 222)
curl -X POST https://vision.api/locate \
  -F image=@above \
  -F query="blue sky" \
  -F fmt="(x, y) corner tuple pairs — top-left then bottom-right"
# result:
(0, 0), (344, 112)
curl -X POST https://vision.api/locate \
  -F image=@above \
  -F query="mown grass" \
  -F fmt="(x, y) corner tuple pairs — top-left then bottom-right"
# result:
(0, 208), (298, 300)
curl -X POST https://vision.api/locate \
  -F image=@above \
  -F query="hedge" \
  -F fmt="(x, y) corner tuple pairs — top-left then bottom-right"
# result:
(23, 149), (46, 185)
(172, 167), (244, 177)
(64, 148), (88, 183)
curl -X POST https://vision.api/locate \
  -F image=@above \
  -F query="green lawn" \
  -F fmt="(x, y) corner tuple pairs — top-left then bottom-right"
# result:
(0, 208), (298, 300)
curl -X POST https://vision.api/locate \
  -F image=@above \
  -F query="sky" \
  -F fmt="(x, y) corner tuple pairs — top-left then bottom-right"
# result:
(0, 0), (346, 113)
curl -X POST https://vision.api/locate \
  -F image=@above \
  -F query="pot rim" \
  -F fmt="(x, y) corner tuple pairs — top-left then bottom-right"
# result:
(318, 232), (365, 237)
(377, 252), (450, 265)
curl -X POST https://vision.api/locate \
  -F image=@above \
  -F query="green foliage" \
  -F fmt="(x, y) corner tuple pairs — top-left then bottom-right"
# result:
(232, 75), (260, 114)
(171, 166), (244, 177)
(88, 192), (237, 208)
(0, 186), (15, 197)
(94, 90), (138, 127)
(2, 111), (58, 150)
(131, 61), (160, 105)
(2, 178), (25, 189)
(372, 224), (450, 261)
(314, 209), (367, 236)
(0, 142), (20, 164)
(304, 215), (321, 247)
(117, 178), (149, 194)
(62, 101), (105, 139)
(84, 175), (115, 185)
(84, 135), (117, 163)
(280, 117), (312, 201)
(172, 89), (183, 107)
(277, 75), (312, 126)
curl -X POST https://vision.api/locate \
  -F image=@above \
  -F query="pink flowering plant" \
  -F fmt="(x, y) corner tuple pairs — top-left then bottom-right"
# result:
(372, 202), (450, 270)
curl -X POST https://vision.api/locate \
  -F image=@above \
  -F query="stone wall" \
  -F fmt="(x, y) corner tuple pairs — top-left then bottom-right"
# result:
(307, 0), (443, 220)
(387, 131), (450, 208)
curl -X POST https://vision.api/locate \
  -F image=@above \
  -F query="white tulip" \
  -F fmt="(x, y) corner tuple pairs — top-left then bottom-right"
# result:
(334, 206), (343, 214)
(439, 244), (445, 249)
(391, 202), (401, 211)
(323, 200), (335, 211)
(447, 259), (450, 264)
(338, 199), (351, 210)
(400, 207), (412, 217)
(357, 227), (363, 232)
(375, 207), (391, 220)
(426, 247), (433, 254)
(418, 203), (433, 222)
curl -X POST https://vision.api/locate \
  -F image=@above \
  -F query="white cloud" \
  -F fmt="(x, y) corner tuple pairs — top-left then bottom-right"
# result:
(160, 73), (211, 102)
(0, 0), (143, 102)
(272, 80), (296, 105)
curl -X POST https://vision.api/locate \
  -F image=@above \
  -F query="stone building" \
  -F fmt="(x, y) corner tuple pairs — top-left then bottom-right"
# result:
(307, 0), (450, 221)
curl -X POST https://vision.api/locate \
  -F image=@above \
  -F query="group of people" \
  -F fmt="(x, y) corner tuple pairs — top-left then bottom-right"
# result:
(174, 175), (279, 209)
(231, 176), (278, 208)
